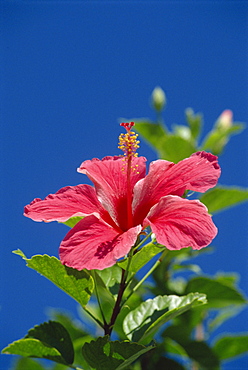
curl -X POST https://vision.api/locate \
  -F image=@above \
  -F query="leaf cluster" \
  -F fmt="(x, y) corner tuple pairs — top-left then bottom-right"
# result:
(4, 245), (247, 369)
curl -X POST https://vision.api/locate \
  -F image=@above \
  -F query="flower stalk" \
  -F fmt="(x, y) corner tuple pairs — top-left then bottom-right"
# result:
(104, 268), (127, 335)
(122, 255), (162, 308)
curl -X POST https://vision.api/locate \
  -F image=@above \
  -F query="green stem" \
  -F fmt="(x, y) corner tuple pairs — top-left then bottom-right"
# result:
(156, 111), (168, 132)
(103, 244), (137, 335)
(121, 257), (161, 307)
(123, 243), (135, 281)
(83, 306), (104, 329)
(104, 269), (127, 335)
(133, 231), (153, 251)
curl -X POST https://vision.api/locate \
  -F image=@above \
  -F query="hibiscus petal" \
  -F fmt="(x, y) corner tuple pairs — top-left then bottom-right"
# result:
(145, 195), (217, 250)
(24, 184), (106, 222)
(133, 151), (220, 224)
(59, 215), (142, 270)
(78, 156), (146, 230)
(180, 151), (221, 191)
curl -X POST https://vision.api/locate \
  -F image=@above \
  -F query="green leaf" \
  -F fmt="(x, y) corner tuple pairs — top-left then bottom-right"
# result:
(172, 263), (201, 274)
(201, 123), (245, 155)
(13, 250), (94, 307)
(60, 216), (83, 228)
(151, 247), (213, 297)
(92, 265), (123, 321)
(118, 243), (164, 274)
(213, 334), (248, 360)
(2, 321), (74, 366)
(159, 135), (197, 163)
(172, 124), (192, 141)
(133, 119), (167, 152)
(82, 335), (154, 370)
(166, 277), (187, 295)
(146, 356), (186, 370)
(162, 306), (207, 345)
(26, 321), (74, 365)
(2, 338), (66, 364)
(185, 108), (202, 140)
(48, 309), (90, 341)
(185, 276), (247, 308)
(112, 291), (144, 340)
(48, 309), (94, 369)
(214, 272), (240, 287)
(164, 337), (188, 357)
(123, 293), (207, 344)
(184, 341), (220, 368)
(12, 357), (45, 370)
(159, 246), (213, 268)
(90, 273), (116, 322)
(133, 119), (197, 162)
(200, 186), (248, 214)
(95, 264), (122, 291)
(165, 325), (220, 367)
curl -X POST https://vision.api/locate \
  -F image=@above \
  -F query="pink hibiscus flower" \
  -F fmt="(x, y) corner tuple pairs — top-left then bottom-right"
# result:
(24, 123), (220, 270)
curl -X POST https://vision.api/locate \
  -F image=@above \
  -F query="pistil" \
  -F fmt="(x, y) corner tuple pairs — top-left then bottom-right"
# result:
(118, 122), (140, 229)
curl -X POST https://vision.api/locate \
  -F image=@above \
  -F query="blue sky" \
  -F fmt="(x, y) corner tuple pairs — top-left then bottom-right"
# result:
(1, 1), (247, 369)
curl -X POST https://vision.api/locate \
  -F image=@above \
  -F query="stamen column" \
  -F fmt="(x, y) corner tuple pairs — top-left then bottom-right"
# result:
(118, 122), (140, 229)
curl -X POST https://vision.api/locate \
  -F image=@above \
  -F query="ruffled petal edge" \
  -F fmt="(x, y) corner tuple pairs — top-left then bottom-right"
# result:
(145, 195), (217, 250)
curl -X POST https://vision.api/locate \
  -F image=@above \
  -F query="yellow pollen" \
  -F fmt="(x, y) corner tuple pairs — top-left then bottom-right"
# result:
(118, 130), (140, 159)
(118, 122), (140, 176)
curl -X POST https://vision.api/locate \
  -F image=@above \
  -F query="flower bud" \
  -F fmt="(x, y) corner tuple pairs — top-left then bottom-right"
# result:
(151, 86), (166, 112)
(216, 109), (233, 130)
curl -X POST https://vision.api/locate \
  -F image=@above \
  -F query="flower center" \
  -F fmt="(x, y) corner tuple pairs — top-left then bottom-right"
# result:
(118, 122), (140, 229)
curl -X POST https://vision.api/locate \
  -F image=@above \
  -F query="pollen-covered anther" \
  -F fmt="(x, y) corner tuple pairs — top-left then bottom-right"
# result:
(118, 127), (140, 159)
